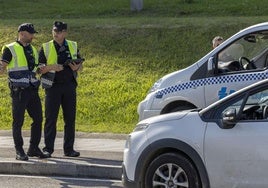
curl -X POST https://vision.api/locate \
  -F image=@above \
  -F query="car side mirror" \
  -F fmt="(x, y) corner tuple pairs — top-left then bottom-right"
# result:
(220, 108), (237, 129)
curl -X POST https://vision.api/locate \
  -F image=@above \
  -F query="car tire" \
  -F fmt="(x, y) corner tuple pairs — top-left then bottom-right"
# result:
(144, 152), (200, 188)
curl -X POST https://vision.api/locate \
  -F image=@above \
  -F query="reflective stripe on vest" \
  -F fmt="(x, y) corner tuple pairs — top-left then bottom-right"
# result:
(2, 42), (39, 88)
(41, 40), (78, 88)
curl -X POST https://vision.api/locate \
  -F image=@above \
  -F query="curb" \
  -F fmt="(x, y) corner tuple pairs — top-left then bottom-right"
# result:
(0, 130), (126, 180)
(0, 159), (122, 180)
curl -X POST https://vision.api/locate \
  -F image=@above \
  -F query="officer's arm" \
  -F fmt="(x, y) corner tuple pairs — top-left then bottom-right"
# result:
(68, 49), (83, 71)
(0, 47), (12, 74)
(68, 62), (82, 71)
(38, 47), (63, 74)
(38, 64), (63, 74)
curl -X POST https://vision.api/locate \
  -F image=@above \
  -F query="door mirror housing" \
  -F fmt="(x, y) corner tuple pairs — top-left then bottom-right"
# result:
(220, 108), (237, 129)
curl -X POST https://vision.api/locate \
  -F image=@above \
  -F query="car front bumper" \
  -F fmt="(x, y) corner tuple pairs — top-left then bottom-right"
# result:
(122, 163), (139, 188)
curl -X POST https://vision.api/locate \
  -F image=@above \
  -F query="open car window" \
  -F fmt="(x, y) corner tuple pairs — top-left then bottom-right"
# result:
(217, 31), (268, 73)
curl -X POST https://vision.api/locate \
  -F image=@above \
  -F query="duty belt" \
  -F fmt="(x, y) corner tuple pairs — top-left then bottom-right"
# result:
(10, 85), (37, 91)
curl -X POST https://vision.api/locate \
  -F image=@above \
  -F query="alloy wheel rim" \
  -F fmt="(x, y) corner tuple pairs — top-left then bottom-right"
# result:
(152, 163), (189, 188)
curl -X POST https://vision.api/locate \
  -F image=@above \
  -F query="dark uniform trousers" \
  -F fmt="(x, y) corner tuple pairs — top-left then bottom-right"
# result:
(43, 81), (77, 154)
(11, 86), (42, 153)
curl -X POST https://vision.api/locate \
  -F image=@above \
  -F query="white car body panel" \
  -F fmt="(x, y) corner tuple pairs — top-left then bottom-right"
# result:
(145, 112), (206, 157)
(138, 22), (268, 121)
(124, 113), (268, 187)
(205, 121), (268, 188)
(124, 111), (191, 180)
(123, 130), (150, 181)
(124, 79), (268, 188)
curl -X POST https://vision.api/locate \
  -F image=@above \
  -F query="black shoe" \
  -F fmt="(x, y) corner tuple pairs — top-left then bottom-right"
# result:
(64, 150), (80, 157)
(27, 148), (50, 158)
(42, 151), (52, 158)
(16, 151), (28, 161)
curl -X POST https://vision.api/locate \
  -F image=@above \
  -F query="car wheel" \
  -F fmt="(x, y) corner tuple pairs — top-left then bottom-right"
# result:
(144, 152), (200, 188)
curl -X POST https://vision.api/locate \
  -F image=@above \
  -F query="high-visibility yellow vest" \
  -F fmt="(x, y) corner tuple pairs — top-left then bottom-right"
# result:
(1, 42), (40, 88)
(40, 40), (78, 88)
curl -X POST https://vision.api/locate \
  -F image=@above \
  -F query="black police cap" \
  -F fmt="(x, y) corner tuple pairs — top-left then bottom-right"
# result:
(18, 23), (38, 34)
(53, 21), (67, 31)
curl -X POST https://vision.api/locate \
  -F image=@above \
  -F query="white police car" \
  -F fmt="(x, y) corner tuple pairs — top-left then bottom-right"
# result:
(138, 22), (268, 121)
(123, 79), (268, 188)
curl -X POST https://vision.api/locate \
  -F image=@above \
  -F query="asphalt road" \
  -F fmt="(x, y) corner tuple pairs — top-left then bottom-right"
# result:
(0, 174), (123, 188)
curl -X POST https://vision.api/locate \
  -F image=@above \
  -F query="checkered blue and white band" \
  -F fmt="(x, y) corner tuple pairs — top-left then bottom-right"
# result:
(155, 72), (268, 98)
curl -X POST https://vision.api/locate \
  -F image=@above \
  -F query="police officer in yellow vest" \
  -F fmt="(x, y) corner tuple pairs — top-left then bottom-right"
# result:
(38, 21), (82, 157)
(0, 23), (50, 160)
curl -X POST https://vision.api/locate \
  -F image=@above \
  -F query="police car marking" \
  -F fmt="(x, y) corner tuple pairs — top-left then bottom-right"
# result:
(155, 72), (268, 98)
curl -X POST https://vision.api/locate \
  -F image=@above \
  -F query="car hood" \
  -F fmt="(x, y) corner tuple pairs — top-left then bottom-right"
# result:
(138, 109), (195, 125)
(156, 63), (199, 89)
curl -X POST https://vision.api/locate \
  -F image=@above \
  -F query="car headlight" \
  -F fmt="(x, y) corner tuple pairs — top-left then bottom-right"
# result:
(133, 123), (149, 132)
(149, 78), (162, 93)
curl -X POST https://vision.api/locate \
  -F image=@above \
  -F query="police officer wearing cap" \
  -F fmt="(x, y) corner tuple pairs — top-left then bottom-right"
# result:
(38, 21), (82, 157)
(0, 23), (50, 160)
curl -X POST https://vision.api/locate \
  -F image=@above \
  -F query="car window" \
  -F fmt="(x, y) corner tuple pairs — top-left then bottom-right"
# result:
(222, 88), (268, 121)
(217, 31), (268, 73)
(247, 89), (268, 104)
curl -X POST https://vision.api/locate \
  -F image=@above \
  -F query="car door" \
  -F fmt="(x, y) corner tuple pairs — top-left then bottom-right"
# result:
(205, 31), (268, 107)
(204, 88), (268, 188)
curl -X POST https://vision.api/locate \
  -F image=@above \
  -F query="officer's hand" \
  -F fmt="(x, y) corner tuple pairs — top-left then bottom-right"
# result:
(37, 64), (46, 74)
(69, 62), (82, 71)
